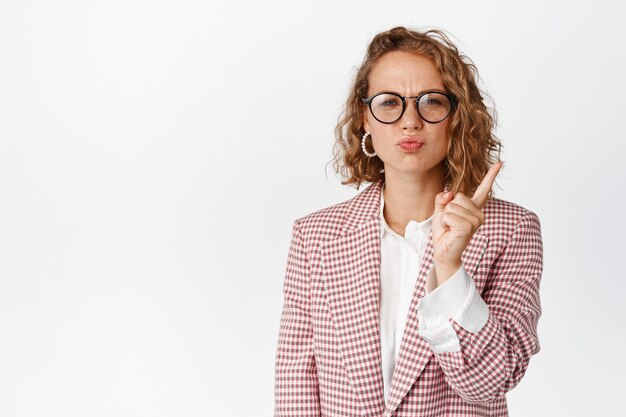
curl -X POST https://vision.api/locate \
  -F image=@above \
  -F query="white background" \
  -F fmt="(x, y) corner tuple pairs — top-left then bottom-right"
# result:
(1, 1), (625, 416)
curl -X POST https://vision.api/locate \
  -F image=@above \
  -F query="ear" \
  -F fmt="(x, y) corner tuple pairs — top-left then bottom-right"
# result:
(362, 109), (370, 133)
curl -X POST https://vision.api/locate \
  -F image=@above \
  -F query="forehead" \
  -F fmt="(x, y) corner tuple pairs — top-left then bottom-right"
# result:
(367, 51), (445, 94)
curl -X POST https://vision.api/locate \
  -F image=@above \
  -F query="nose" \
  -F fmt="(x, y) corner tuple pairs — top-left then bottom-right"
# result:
(400, 99), (423, 130)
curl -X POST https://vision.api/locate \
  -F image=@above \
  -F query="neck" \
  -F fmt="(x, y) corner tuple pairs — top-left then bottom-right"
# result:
(382, 164), (446, 229)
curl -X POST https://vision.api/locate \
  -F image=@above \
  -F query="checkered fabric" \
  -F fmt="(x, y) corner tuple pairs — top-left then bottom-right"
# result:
(274, 179), (543, 417)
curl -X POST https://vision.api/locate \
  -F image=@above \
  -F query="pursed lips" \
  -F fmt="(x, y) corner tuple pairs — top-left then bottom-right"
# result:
(398, 136), (424, 145)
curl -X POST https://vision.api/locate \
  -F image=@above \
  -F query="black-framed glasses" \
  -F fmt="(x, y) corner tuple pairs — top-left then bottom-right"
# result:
(361, 91), (456, 124)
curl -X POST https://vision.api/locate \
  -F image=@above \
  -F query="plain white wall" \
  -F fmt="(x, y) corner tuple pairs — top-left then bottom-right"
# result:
(1, 0), (625, 416)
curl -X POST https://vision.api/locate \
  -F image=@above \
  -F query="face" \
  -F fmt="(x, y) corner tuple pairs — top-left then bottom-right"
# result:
(362, 51), (452, 181)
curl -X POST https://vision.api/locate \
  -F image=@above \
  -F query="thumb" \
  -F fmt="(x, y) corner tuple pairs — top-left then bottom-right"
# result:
(434, 191), (452, 213)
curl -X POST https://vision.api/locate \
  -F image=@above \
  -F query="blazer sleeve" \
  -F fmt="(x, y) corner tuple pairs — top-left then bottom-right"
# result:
(431, 210), (543, 404)
(274, 219), (321, 416)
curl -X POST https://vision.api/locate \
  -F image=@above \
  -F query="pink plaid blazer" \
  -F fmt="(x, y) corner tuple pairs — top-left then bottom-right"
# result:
(274, 179), (542, 417)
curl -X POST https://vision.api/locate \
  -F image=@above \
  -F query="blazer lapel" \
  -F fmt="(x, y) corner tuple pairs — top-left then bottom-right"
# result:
(320, 180), (386, 416)
(383, 229), (489, 416)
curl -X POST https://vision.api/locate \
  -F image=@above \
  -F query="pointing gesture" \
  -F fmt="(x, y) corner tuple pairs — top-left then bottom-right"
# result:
(471, 161), (503, 210)
(431, 161), (503, 286)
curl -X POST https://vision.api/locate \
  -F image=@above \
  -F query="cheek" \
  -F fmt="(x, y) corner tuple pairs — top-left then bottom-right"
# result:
(366, 118), (387, 140)
(435, 124), (451, 149)
(369, 126), (394, 150)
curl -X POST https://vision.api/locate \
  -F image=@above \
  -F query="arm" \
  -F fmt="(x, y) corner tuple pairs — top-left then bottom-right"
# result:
(420, 211), (543, 404)
(274, 220), (321, 416)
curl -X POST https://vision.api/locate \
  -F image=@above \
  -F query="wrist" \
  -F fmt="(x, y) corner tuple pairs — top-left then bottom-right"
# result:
(433, 257), (462, 269)
(433, 259), (462, 285)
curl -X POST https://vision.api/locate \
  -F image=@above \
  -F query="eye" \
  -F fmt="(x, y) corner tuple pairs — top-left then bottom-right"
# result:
(373, 94), (402, 108)
(420, 93), (451, 108)
(424, 98), (443, 105)
(381, 100), (400, 107)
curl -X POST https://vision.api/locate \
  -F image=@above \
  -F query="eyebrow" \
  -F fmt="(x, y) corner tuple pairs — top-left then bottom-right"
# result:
(371, 88), (448, 96)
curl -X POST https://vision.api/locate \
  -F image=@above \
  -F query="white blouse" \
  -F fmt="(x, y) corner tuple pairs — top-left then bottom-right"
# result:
(378, 183), (489, 403)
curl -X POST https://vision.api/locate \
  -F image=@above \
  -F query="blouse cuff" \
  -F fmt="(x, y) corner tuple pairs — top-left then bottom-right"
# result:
(417, 265), (489, 353)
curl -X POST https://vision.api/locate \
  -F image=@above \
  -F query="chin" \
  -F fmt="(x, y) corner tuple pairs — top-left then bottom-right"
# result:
(386, 160), (445, 176)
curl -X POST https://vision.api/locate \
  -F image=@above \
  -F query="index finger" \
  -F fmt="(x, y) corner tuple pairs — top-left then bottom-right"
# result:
(471, 161), (503, 209)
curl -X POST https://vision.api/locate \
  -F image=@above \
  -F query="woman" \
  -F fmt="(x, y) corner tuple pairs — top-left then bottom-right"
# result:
(274, 26), (542, 417)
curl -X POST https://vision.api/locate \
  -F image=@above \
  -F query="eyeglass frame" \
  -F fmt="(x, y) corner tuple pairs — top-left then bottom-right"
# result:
(361, 90), (457, 124)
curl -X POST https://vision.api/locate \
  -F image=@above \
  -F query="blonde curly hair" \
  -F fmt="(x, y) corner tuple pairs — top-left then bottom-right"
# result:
(331, 26), (502, 194)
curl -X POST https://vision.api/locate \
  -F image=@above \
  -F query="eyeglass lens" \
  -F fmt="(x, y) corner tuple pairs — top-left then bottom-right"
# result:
(369, 92), (452, 123)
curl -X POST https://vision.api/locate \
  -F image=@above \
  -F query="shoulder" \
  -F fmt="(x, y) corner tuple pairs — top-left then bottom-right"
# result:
(481, 195), (542, 243)
(291, 196), (353, 245)
(296, 198), (351, 225)
(290, 181), (381, 246)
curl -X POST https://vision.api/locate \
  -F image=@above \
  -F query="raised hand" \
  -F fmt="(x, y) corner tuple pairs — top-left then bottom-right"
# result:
(431, 161), (503, 285)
